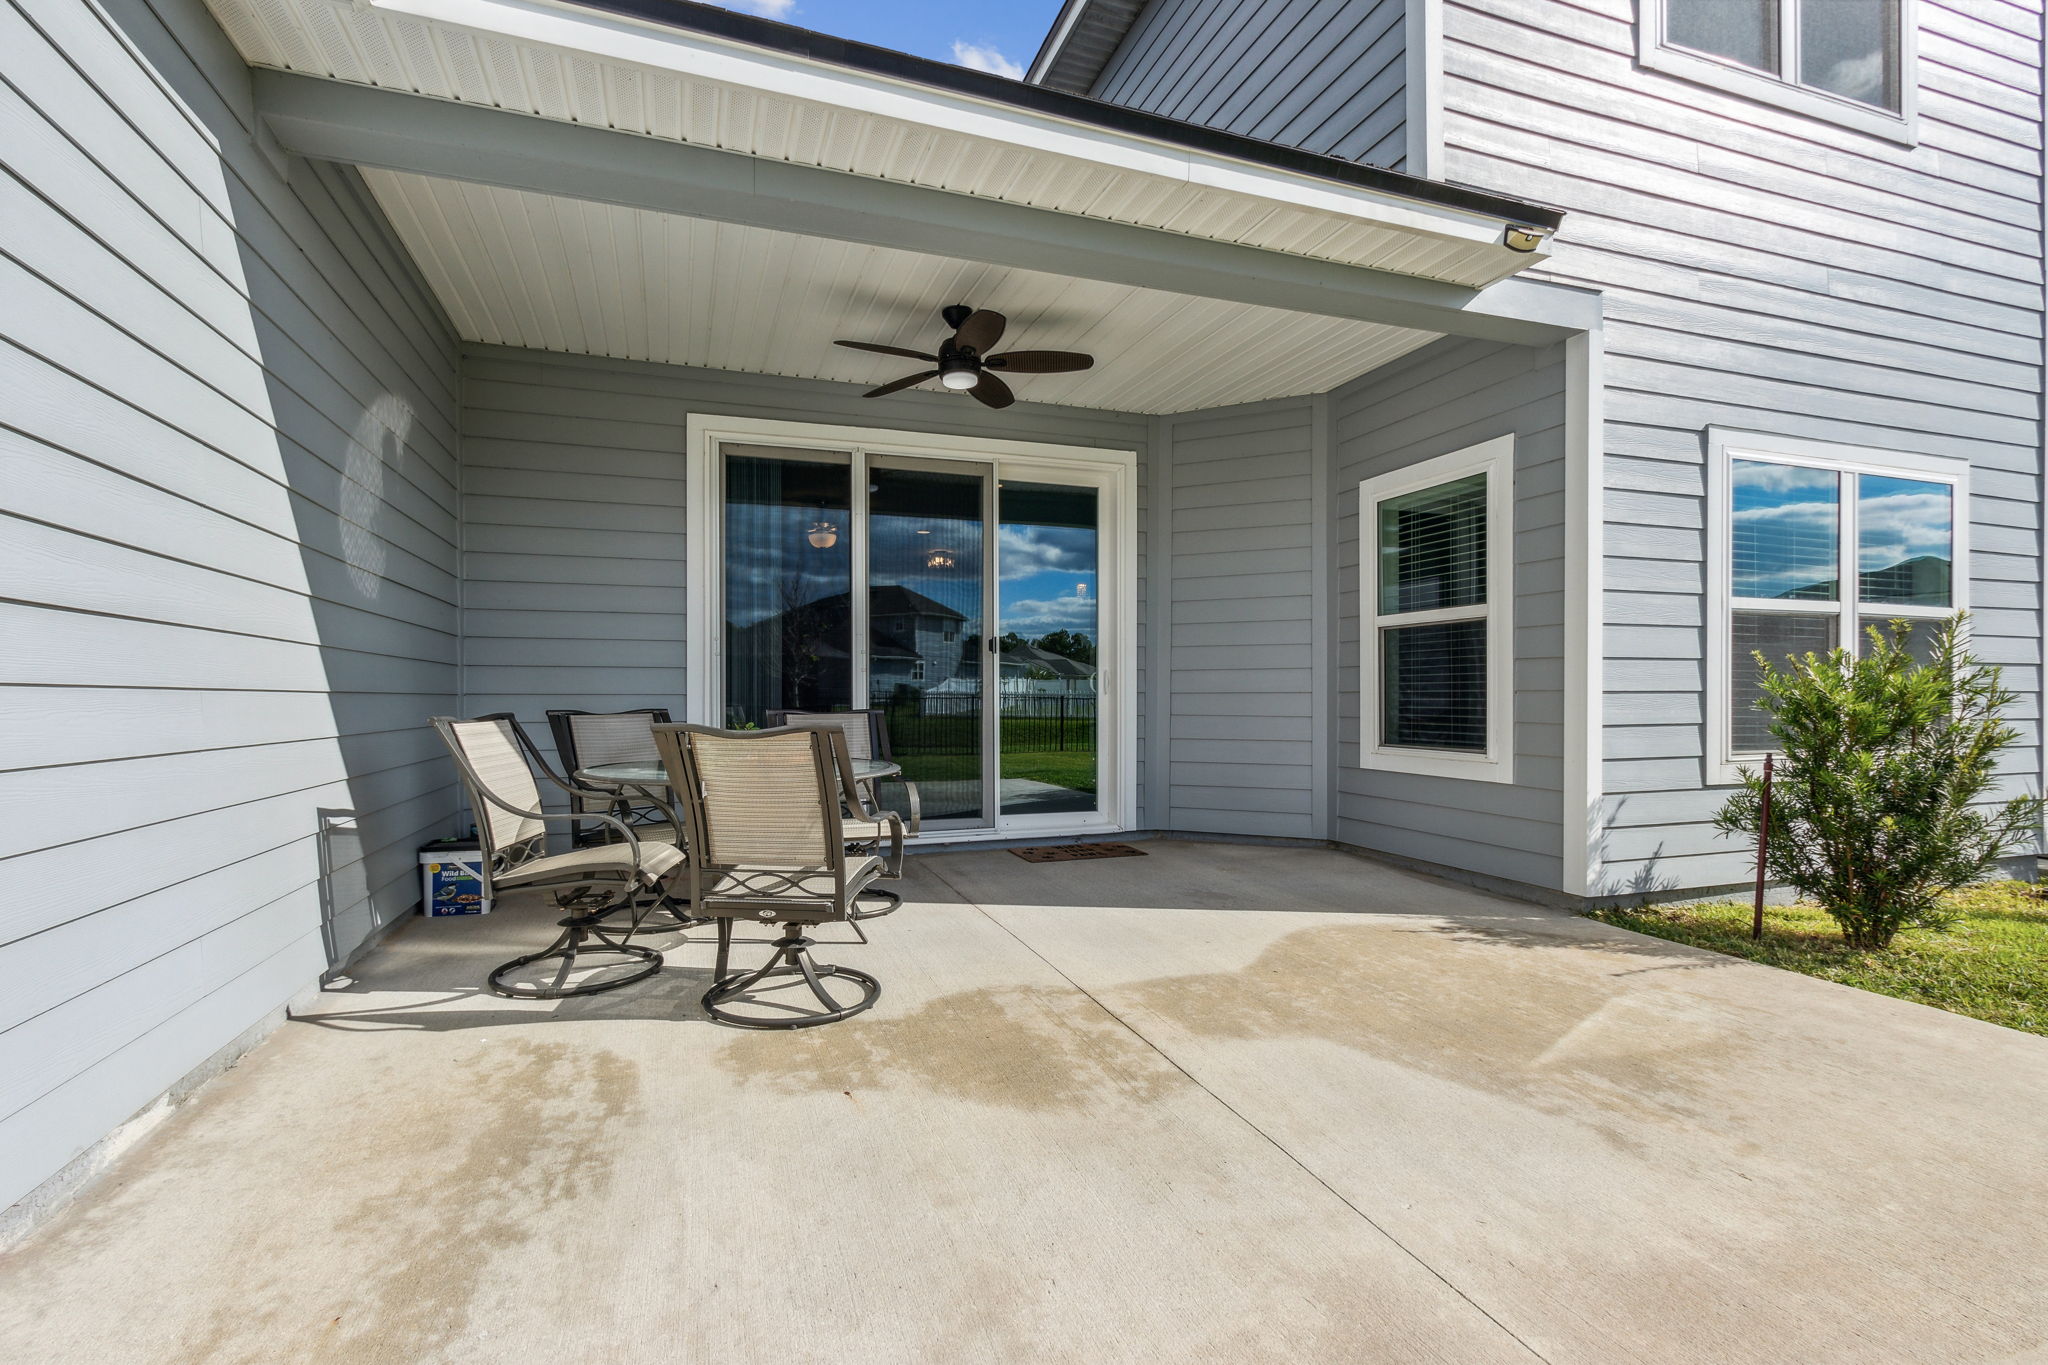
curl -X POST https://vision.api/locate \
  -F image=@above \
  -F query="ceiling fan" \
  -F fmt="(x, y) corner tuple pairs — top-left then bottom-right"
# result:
(835, 305), (1093, 409)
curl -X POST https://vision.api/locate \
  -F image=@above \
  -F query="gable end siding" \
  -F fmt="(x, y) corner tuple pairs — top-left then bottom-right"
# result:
(1092, 0), (1411, 169)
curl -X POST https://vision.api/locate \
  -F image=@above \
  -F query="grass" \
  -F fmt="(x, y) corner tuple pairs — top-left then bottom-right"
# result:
(897, 749), (1097, 794)
(1587, 880), (2048, 1036)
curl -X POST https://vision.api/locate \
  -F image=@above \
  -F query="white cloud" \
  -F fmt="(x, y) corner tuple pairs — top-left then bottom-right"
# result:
(1819, 52), (1884, 103)
(722, 0), (794, 18)
(1004, 593), (1099, 635)
(952, 40), (1023, 79)
(999, 526), (1093, 580)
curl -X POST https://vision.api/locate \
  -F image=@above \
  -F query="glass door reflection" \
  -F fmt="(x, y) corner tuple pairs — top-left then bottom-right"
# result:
(721, 445), (853, 725)
(997, 481), (1100, 818)
(866, 458), (989, 827)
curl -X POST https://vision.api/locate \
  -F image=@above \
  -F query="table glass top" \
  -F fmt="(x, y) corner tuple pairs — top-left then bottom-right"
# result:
(580, 759), (899, 786)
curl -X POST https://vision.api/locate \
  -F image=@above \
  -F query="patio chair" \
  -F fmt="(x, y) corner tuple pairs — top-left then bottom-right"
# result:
(434, 715), (683, 999)
(766, 709), (921, 837)
(652, 723), (901, 1028)
(547, 708), (673, 844)
(767, 708), (912, 921)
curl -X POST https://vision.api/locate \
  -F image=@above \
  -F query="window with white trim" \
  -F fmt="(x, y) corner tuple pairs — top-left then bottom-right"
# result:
(1706, 431), (1966, 784)
(1359, 436), (1515, 783)
(1640, 0), (1917, 144)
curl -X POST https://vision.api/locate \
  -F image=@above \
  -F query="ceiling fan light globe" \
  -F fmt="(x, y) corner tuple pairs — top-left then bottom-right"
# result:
(940, 368), (979, 391)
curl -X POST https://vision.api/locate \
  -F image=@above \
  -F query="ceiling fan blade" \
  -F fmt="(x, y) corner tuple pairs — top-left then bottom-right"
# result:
(864, 370), (939, 398)
(985, 350), (1094, 374)
(952, 309), (1007, 354)
(836, 339), (938, 362)
(969, 371), (1015, 409)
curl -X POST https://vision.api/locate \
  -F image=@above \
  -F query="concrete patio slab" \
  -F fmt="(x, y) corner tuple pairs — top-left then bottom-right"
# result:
(1, 841), (2043, 1364)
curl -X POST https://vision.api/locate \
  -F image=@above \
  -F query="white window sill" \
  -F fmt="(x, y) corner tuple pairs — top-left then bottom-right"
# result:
(1364, 744), (1516, 784)
(1638, 42), (1919, 147)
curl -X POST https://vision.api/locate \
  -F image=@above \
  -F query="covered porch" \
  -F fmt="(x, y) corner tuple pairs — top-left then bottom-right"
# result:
(212, 0), (1602, 876)
(4, 840), (2043, 1362)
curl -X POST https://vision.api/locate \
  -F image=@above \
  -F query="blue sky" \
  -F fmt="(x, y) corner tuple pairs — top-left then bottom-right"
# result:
(706, 0), (1065, 79)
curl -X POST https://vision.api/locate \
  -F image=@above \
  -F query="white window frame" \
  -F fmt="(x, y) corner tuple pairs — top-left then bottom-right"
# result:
(684, 412), (1138, 841)
(1705, 428), (1968, 786)
(1359, 435), (1516, 783)
(1638, 0), (1920, 146)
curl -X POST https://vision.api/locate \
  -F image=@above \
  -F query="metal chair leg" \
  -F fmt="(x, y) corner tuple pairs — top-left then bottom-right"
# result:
(487, 901), (663, 1000)
(700, 922), (879, 1029)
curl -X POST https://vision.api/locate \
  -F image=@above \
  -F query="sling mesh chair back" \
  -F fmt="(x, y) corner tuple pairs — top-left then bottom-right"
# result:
(547, 708), (672, 844)
(766, 708), (921, 838)
(653, 723), (901, 1028)
(435, 715), (683, 999)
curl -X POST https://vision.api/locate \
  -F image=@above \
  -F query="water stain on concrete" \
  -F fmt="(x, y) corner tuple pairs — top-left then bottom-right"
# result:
(176, 1037), (639, 1364)
(1108, 920), (1756, 1137)
(717, 984), (1179, 1113)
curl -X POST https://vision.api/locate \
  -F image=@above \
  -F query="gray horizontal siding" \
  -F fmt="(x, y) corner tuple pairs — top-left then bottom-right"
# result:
(1332, 336), (1570, 892)
(1159, 398), (1320, 838)
(458, 346), (1155, 817)
(1442, 0), (2044, 896)
(1091, 0), (1409, 168)
(0, 0), (460, 1209)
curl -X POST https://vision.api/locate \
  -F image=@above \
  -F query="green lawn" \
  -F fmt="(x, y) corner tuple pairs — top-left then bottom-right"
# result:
(1587, 880), (2048, 1037)
(895, 749), (1097, 794)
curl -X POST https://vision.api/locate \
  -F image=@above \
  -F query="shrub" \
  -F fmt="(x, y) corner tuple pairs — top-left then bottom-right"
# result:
(1714, 615), (2044, 951)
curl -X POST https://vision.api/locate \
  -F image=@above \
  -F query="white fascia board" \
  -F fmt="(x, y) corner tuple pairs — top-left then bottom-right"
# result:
(368, 0), (1538, 258)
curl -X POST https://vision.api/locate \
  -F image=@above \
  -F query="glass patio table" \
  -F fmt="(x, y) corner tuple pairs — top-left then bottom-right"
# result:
(577, 759), (902, 790)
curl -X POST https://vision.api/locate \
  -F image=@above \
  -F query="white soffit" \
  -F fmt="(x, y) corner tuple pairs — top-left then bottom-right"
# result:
(206, 0), (1549, 288)
(362, 169), (1442, 414)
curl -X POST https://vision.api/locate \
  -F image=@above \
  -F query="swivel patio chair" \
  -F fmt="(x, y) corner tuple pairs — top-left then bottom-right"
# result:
(652, 723), (901, 1029)
(434, 715), (683, 999)
(767, 708), (915, 920)
(547, 708), (674, 845)
(765, 708), (921, 836)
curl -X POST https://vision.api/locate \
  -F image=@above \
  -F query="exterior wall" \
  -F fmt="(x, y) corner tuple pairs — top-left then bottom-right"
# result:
(1090, 0), (1410, 168)
(1332, 337), (1571, 891)
(1439, 0), (2045, 895)
(0, 0), (460, 1214)
(457, 346), (1156, 814)
(1154, 398), (1324, 838)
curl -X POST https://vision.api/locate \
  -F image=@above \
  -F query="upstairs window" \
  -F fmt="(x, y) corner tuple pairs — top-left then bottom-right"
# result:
(1643, 0), (1916, 143)
(1359, 436), (1515, 783)
(1707, 431), (1965, 782)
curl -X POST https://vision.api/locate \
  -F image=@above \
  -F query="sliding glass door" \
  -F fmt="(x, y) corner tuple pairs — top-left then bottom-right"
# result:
(996, 481), (1100, 818)
(717, 439), (1115, 834)
(865, 457), (990, 829)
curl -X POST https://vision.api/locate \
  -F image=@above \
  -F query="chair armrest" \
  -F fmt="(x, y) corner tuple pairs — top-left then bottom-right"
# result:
(876, 810), (906, 878)
(895, 779), (921, 838)
(470, 785), (649, 864)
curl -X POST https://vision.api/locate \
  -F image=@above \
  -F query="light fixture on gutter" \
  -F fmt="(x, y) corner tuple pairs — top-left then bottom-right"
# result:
(1503, 225), (1551, 253)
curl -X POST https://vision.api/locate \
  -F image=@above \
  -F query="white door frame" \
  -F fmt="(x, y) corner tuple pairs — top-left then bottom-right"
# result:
(685, 413), (1139, 840)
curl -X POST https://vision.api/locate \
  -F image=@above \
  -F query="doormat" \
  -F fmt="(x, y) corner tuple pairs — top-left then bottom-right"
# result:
(1010, 842), (1147, 864)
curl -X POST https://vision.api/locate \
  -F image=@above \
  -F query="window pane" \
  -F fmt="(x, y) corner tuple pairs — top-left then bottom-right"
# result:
(1858, 616), (1940, 665)
(1668, 0), (1778, 71)
(722, 447), (853, 725)
(1382, 620), (1487, 752)
(1731, 611), (1836, 751)
(1378, 472), (1487, 615)
(1857, 474), (1951, 606)
(1732, 459), (1839, 600)
(1800, 0), (1899, 109)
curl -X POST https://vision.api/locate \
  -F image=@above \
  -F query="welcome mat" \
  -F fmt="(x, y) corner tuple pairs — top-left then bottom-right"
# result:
(1010, 842), (1147, 864)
